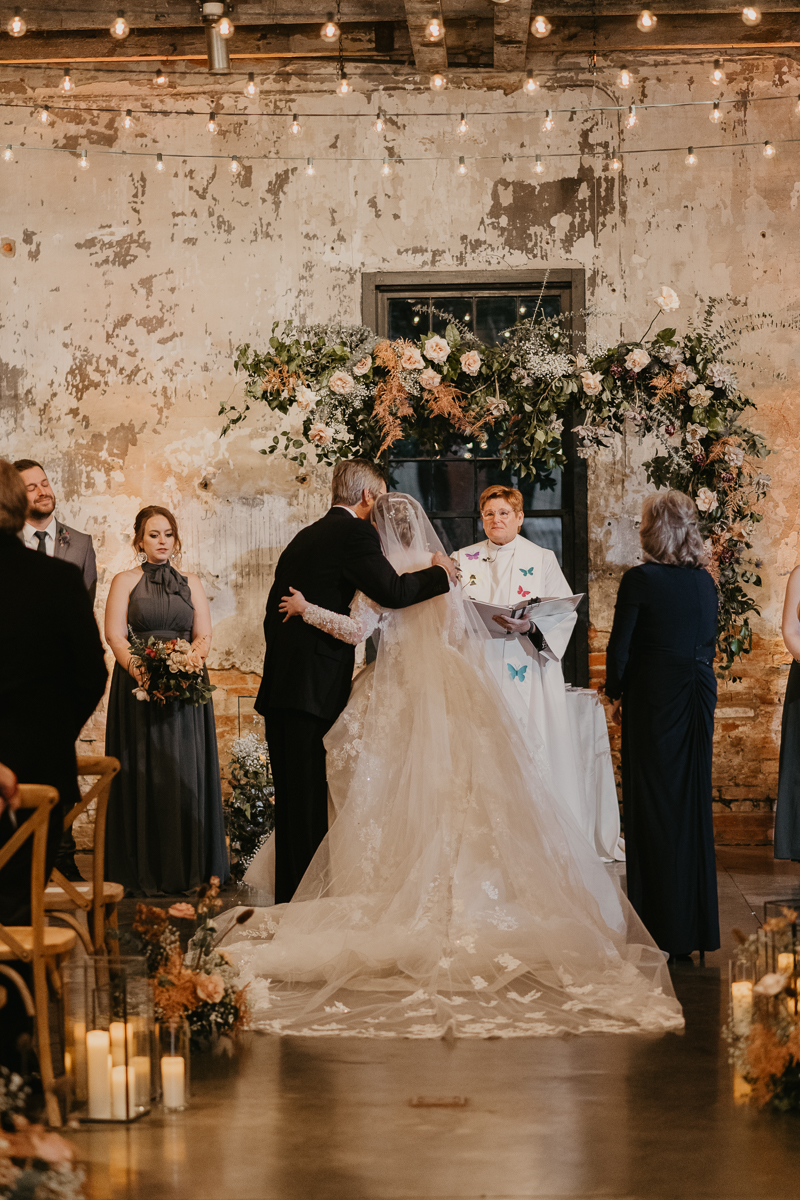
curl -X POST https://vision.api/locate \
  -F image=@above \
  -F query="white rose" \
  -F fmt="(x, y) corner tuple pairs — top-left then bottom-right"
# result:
(419, 367), (442, 390)
(574, 353), (589, 371)
(685, 422), (708, 444)
(724, 445), (745, 468)
(460, 350), (482, 376)
(352, 356), (372, 376)
(673, 362), (697, 386)
(133, 687), (150, 702)
(695, 487), (718, 513)
(308, 422), (334, 446)
(580, 370), (603, 395)
(294, 384), (317, 412)
(625, 348), (651, 373)
(328, 370), (354, 395)
(654, 285), (680, 312)
(688, 384), (713, 405)
(423, 335), (451, 364)
(400, 346), (425, 370)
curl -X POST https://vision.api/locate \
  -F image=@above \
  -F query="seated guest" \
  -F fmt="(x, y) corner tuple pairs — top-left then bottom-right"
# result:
(104, 505), (229, 896)
(15, 458), (100, 879)
(14, 459), (98, 604)
(604, 490), (720, 961)
(773, 565), (800, 860)
(0, 459), (107, 921)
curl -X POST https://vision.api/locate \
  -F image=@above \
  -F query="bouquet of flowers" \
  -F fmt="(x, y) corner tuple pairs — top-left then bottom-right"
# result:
(127, 630), (215, 707)
(132, 878), (252, 1052)
(225, 733), (275, 881)
(0, 1067), (86, 1200)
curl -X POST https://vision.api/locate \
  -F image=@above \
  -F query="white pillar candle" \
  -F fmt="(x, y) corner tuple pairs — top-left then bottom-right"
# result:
(731, 980), (754, 1037)
(131, 1056), (151, 1108)
(86, 1030), (111, 1119)
(109, 1021), (134, 1067)
(161, 1056), (185, 1109)
(111, 1065), (136, 1120)
(778, 952), (794, 976)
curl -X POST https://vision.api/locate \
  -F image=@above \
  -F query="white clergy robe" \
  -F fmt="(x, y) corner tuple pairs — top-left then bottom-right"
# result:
(452, 534), (584, 832)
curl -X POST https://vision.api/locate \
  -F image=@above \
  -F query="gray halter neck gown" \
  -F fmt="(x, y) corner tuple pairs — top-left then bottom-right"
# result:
(105, 561), (229, 895)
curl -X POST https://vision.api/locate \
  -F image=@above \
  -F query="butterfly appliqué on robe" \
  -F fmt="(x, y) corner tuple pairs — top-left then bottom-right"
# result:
(518, 586), (531, 598)
(465, 551), (480, 560)
(507, 663), (528, 683)
(519, 566), (535, 577)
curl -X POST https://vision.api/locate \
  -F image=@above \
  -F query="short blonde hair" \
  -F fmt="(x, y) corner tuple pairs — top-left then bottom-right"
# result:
(640, 490), (708, 568)
(479, 485), (523, 514)
(0, 459), (28, 534)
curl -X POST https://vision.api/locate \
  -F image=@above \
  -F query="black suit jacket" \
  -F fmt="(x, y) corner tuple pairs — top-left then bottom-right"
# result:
(256, 507), (450, 721)
(0, 534), (108, 915)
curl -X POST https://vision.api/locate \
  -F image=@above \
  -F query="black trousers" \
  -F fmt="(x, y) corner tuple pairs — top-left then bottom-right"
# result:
(264, 708), (334, 905)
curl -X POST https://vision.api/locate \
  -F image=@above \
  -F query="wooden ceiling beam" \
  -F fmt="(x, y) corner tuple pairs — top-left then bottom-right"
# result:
(493, 0), (532, 71)
(402, 0), (447, 70)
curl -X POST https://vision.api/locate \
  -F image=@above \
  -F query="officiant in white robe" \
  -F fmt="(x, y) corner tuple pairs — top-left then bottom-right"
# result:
(453, 485), (622, 861)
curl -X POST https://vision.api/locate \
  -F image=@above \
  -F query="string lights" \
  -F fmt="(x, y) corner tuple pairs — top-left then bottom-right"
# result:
(531, 15), (552, 38)
(524, 71), (538, 94)
(78, 148), (89, 170)
(229, 154), (241, 173)
(38, 106), (52, 126)
(320, 15), (340, 42)
(430, 72), (447, 92)
(426, 18), (444, 41)
(617, 65), (632, 89)
(216, 14), (235, 37)
(110, 11), (130, 40)
(763, 139), (775, 157)
(374, 111), (385, 132)
(6, 8), (25, 37)
(457, 155), (467, 175)
(60, 70), (74, 94)
(207, 112), (219, 133)
(337, 70), (351, 95)
(2, 144), (13, 162)
(685, 146), (697, 165)
(154, 65), (168, 86)
(636, 9), (657, 31)
(710, 59), (726, 84)
(123, 109), (134, 129)
(380, 156), (393, 176)
(534, 154), (544, 174)
(458, 113), (469, 135)
(290, 113), (302, 135)
(155, 152), (165, 171)
(626, 103), (637, 129)
(244, 73), (258, 98)
(608, 150), (622, 171)
(742, 6), (762, 25)
(542, 108), (555, 132)
(305, 156), (315, 175)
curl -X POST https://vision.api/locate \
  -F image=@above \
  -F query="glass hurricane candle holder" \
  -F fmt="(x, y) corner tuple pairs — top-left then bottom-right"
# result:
(158, 1019), (191, 1111)
(729, 958), (755, 1039)
(63, 956), (154, 1122)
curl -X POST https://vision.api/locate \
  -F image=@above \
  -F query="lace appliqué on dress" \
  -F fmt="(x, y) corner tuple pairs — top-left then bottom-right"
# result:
(302, 592), (382, 645)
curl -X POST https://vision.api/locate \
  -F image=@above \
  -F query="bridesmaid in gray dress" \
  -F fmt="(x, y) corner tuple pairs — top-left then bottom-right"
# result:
(104, 505), (229, 895)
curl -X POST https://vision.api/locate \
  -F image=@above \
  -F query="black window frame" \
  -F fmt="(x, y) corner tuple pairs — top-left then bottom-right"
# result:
(362, 269), (589, 686)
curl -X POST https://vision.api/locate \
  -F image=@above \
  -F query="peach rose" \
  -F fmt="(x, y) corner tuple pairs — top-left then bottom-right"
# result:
(168, 902), (196, 919)
(195, 973), (225, 1004)
(400, 346), (425, 370)
(352, 356), (372, 376)
(419, 367), (442, 390)
(328, 370), (354, 395)
(625, 347), (650, 373)
(308, 422), (334, 446)
(423, 335), (451, 364)
(460, 350), (482, 375)
(294, 384), (317, 411)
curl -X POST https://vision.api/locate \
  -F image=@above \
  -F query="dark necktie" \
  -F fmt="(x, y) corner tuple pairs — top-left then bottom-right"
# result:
(34, 531), (48, 554)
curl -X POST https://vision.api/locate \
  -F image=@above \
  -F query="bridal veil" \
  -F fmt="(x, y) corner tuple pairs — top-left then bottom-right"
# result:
(223, 493), (683, 1038)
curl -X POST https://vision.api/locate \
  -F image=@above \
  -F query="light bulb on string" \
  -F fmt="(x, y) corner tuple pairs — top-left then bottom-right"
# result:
(458, 113), (469, 135)
(741, 6), (761, 25)
(123, 109), (134, 129)
(625, 103), (637, 128)
(374, 111), (385, 132)
(685, 146), (697, 165)
(38, 106), (52, 126)
(207, 112), (219, 133)
(110, 11), (130, 39)
(608, 151), (622, 171)
(636, 9), (657, 31)
(524, 70), (538, 94)
(155, 152), (165, 172)
(244, 72), (258, 98)
(78, 148), (89, 170)
(320, 15), (340, 41)
(531, 14), (552, 38)
(426, 17), (444, 40)
(216, 15), (234, 37)
(2, 145), (13, 162)
(154, 65), (167, 85)
(60, 69), (74, 93)
(763, 139), (775, 158)
(380, 156), (393, 177)
(429, 72), (447, 91)
(230, 154), (241, 174)
(305, 157), (315, 176)
(542, 108), (554, 132)
(534, 154), (545, 175)
(337, 70), (351, 95)
(617, 64), (632, 88)
(7, 9), (26, 36)
(290, 113), (302, 135)
(710, 58), (725, 84)
(457, 155), (467, 175)
(709, 100), (722, 123)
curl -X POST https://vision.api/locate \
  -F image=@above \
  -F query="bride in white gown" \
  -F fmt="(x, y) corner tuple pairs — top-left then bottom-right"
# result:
(222, 493), (683, 1039)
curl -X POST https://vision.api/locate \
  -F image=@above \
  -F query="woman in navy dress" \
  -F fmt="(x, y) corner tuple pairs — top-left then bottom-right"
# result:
(774, 565), (800, 859)
(605, 491), (719, 960)
(104, 505), (229, 896)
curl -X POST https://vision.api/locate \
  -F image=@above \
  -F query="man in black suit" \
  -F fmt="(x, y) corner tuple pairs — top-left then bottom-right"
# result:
(0, 460), (108, 923)
(257, 458), (456, 903)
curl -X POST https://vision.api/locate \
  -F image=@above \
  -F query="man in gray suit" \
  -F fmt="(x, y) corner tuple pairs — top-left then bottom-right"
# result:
(14, 458), (100, 880)
(14, 459), (97, 604)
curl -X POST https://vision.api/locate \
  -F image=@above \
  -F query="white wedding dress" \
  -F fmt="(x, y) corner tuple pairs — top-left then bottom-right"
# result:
(223, 494), (683, 1039)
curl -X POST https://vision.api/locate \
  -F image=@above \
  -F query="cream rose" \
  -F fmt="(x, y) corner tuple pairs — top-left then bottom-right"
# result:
(328, 370), (354, 395)
(400, 346), (425, 370)
(654, 285), (680, 312)
(460, 350), (482, 376)
(308, 422), (334, 446)
(294, 384), (317, 412)
(423, 335), (451, 364)
(580, 370), (603, 395)
(685, 422), (708, 444)
(195, 973), (225, 1004)
(133, 687), (150, 702)
(673, 362), (698, 386)
(625, 347), (651, 373)
(688, 384), (713, 405)
(419, 367), (442, 390)
(724, 444), (745, 468)
(352, 356), (372, 376)
(695, 487), (718, 513)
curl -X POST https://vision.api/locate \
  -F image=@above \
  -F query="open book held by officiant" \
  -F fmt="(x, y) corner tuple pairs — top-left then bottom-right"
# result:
(468, 593), (585, 640)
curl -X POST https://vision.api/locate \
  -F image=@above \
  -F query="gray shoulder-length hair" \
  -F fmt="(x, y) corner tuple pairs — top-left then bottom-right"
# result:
(640, 490), (708, 568)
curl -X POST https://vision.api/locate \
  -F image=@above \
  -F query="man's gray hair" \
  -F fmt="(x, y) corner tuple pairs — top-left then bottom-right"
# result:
(331, 459), (386, 507)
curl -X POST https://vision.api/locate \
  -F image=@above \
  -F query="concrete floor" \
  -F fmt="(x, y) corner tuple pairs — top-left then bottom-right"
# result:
(66, 848), (800, 1200)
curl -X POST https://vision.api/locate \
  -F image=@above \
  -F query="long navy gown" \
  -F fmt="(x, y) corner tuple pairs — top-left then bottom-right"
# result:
(105, 561), (229, 895)
(605, 562), (720, 956)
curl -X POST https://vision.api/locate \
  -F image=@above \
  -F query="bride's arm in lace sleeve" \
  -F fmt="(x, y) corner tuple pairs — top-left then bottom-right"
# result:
(278, 587), (381, 645)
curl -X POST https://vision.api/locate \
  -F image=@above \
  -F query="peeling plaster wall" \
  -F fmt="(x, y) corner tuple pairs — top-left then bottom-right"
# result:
(1, 60), (798, 818)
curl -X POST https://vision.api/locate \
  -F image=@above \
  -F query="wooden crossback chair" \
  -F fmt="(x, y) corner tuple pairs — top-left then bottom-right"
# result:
(45, 755), (122, 955)
(0, 784), (75, 1127)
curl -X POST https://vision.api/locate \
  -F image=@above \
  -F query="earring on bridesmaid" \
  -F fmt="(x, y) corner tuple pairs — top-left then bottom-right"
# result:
(136, 550), (147, 565)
